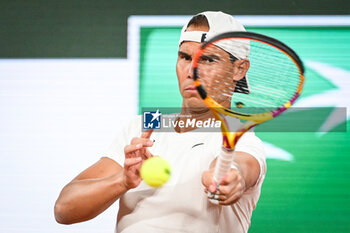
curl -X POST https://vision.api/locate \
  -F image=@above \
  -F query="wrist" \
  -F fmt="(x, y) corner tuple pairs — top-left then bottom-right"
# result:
(109, 171), (130, 195)
(121, 168), (142, 191)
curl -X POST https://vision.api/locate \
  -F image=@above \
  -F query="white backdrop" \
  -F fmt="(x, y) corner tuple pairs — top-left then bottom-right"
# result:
(0, 59), (136, 233)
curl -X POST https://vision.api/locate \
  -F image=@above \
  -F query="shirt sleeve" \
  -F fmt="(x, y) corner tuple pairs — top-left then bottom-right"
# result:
(235, 131), (266, 189)
(103, 116), (142, 166)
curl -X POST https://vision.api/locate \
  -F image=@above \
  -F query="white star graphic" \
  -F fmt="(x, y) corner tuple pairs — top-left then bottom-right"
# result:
(294, 60), (350, 134)
(263, 141), (293, 161)
(150, 109), (161, 122)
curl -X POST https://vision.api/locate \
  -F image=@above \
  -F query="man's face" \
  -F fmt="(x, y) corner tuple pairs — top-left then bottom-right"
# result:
(176, 25), (237, 109)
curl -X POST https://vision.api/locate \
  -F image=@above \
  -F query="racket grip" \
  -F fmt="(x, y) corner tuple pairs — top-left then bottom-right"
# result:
(214, 148), (234, 183)
(208, 148), (234, 205)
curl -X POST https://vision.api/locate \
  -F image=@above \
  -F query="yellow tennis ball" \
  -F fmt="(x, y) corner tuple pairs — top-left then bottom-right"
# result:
(140, 156), (171, 188)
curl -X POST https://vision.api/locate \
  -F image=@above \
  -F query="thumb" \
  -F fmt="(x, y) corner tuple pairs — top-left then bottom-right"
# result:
(201, 169), (217, 193)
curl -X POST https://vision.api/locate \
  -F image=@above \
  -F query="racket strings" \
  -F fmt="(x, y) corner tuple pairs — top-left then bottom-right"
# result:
(197, 38), (301, 114)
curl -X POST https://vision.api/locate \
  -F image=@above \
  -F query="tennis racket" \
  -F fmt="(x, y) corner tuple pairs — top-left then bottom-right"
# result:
(192, 31), (304, 203)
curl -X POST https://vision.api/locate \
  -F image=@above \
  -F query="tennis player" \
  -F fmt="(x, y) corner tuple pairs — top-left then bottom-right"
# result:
(55, 11), (266, 233)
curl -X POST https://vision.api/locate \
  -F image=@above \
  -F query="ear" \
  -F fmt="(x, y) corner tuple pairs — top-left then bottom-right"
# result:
(232, 59), (250, 82)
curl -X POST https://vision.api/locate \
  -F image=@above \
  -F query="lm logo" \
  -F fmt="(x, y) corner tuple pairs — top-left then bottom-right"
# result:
(143, 109), (161, 129)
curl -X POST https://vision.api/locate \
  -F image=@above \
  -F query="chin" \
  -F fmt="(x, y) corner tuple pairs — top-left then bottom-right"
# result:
(183, 97), (206, 109)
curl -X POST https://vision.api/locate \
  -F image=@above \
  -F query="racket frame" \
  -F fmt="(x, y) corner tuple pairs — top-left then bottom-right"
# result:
(192, 31), (305, 150)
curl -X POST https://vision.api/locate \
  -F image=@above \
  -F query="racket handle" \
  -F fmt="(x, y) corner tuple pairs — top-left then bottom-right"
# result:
(214, 148), (234, 183)
(208, 148), (234, 205)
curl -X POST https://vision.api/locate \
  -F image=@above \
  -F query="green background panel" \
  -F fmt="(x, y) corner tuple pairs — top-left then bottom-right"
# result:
(139, 27), (182, 109)
(139, 26), (350, 107)
(139, 26), (350, 232)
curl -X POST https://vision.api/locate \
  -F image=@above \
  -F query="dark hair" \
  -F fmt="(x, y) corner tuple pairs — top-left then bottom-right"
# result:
(186, 14), (209, 29)
(229, 53), (238, 63)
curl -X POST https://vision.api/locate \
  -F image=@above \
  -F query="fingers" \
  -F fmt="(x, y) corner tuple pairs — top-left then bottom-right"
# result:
(130, 137), (154, 147)
(124, 143), (143, 155)
(123, 157), (143, 189)
(124, 136), (154, 158)
(206, 184), (243, 205)
(204, 169), (244, 206)
(141, 129), (153, 139)
(219, 169), (240, 186)
(122, 130), (154, 190)
(218, 186), (242, 205)
(144, 148), (153, 159)
(124, 157), (142, 168)
(124, 144), (153, 161)
(218, 192), (241, 205)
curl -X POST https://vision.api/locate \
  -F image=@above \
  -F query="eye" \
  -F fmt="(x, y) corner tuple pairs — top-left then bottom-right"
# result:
(199, 55), (216, 63)
(178, 52), (191, 61)
(182, 54), (191, 61)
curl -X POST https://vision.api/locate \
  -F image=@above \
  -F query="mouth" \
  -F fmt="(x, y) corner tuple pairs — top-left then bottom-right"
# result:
(185, 86), (197, 92)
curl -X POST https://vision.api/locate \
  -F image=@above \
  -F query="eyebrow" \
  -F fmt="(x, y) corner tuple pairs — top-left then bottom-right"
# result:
(178, 51), (191, 58)
(200, 54), (221, 61)
(178, 51), (222, 61)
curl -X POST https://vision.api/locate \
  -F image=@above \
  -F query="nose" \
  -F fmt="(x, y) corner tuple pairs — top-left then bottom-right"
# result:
(186, 61), (194, 80)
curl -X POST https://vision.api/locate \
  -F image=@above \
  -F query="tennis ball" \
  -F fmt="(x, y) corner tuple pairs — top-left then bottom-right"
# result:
(140, 156), (171, 188)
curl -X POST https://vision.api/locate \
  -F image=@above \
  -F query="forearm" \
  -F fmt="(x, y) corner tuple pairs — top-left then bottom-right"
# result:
(54, 170), (127, 224)
(233, 151), (260, 190)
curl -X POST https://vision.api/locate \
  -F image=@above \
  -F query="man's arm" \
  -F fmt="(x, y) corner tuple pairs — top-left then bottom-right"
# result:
(54, 130), (154, 224)
(54, 157), (130, 224)
(233, 151), (261, 189)
(202, 151), (261, 205)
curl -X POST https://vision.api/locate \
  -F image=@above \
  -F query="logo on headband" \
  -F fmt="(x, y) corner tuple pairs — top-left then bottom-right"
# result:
(201, 33), (207, 42)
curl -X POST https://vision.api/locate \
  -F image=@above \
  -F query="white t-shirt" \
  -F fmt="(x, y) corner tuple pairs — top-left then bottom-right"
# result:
(105, 116), (266, 233)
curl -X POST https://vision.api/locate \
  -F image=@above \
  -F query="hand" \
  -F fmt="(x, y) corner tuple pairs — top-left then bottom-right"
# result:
(122, 129), (153, 190)
(202, 161), (245, 205)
